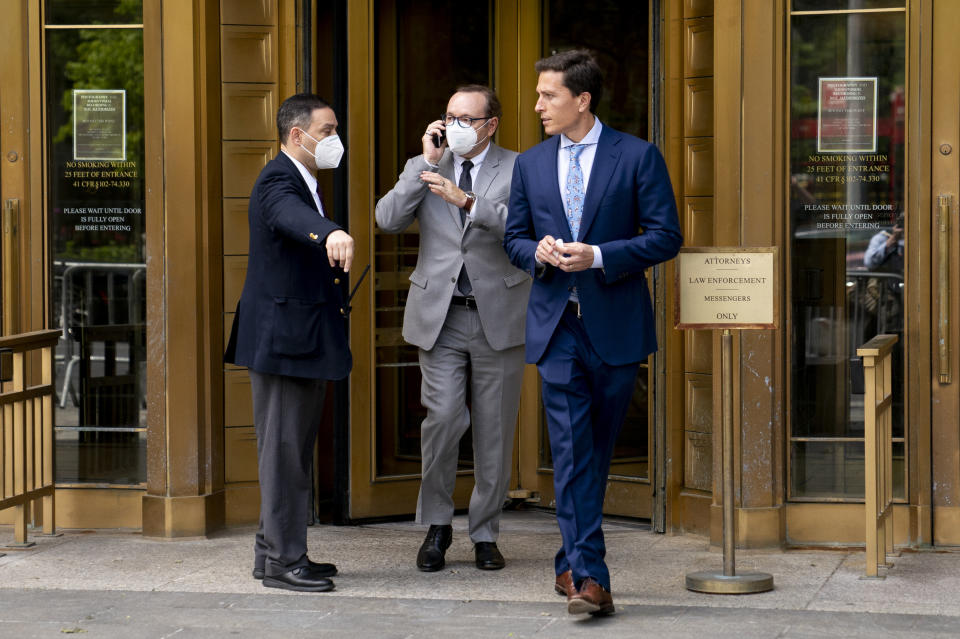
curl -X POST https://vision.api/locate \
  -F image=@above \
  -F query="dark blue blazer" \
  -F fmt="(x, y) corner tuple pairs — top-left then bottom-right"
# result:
(224, 152), (352, 380)
(503, 125), (682, 366)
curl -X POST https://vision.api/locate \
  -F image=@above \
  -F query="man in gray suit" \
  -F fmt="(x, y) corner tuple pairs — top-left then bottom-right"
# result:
(376, 85), (530, 572)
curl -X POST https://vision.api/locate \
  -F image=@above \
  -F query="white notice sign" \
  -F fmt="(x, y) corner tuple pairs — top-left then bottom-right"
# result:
(675, 247), (778, 330)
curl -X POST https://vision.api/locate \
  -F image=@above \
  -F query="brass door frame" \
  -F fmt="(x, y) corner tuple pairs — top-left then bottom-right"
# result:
(508, 0), (665, 522)
(346, 0), (669, 522)
(928, 0), (959, 546)
(0, 1), (43, 337)
(346, 1), (512, 518)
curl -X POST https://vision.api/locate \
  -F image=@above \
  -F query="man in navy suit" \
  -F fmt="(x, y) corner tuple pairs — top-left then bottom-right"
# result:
(224, 93), (354, 593)
(504, 50), (682, 616)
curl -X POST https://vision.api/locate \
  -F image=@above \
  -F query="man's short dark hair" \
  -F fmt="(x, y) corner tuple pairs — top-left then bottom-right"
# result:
(276, 93), (331, 141)
(534, 49), (604, 114)
(454, 84), (503, 120)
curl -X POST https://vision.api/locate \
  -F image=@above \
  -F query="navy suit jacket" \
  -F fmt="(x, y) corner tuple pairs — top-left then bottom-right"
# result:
(503, 124), (682, 366)
(224, 152), (352, 380)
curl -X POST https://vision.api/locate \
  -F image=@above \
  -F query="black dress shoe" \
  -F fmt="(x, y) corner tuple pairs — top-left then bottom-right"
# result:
(416, 524), (452, 572)
(474, 541), (505, 570)
(253, 560), (337, 581)
(262, 566), (335, 592)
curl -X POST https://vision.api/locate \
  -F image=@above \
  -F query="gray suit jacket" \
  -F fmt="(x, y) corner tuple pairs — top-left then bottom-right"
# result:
(376, 143), (531, 351)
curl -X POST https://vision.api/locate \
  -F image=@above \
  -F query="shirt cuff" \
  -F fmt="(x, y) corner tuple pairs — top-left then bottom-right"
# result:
(591, 245), (603, 269)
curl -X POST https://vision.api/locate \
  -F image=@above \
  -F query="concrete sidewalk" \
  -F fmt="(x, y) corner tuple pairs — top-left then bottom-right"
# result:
(1, 510), (958, 637)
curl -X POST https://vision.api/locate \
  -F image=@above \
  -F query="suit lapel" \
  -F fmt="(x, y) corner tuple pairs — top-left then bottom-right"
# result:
(578, 127), (622, 241)
(538, 137), (571, 242)
(473, 144), (500, 198)
(276, 151), (317, 209)
(437, 151), (463, 231)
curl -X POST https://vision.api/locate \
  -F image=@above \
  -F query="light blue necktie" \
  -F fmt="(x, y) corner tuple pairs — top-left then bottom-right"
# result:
(565, 144), (587, 240)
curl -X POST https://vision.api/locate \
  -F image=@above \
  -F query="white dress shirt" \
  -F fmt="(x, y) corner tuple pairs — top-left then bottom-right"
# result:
(452, 143), (490, 221)
(282, 149), (325, 216)
(557, 116), (603, 268)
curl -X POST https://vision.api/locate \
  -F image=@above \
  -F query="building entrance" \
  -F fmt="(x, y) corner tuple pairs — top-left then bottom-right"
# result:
(344, 1), (663, 524)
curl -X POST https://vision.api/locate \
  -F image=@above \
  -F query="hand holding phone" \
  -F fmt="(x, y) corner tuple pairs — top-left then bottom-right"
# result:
(423, 120), (446, 165)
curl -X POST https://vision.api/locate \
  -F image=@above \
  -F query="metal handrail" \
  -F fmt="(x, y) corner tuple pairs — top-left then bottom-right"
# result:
(857, 333), (898, 579)
(0, 329), (61, 547)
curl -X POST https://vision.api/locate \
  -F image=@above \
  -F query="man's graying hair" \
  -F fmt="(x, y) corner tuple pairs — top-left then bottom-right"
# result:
(277, 93), (331, 141)
(454, 84), (503, 119)
(534, 49), (604, 114)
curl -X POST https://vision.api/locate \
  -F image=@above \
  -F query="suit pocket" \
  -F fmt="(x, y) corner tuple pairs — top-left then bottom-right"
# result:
(269, 297), (326, 358)
(409, 270), (428, 289)
(503, 270), (531, 288)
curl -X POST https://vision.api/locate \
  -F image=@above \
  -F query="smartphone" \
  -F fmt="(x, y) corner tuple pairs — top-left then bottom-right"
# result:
(432, 130), (446, 148)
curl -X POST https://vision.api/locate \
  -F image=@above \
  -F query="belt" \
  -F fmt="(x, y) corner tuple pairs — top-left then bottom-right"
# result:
(565, 300), (582, 319)
(450, 296), (478, 310)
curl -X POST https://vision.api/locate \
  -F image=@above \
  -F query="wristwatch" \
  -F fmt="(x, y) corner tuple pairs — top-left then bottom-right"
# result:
(463, 191), (477, 212)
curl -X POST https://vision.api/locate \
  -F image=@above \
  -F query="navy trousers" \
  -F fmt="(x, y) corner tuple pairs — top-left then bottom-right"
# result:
(538, 308), (639, 592)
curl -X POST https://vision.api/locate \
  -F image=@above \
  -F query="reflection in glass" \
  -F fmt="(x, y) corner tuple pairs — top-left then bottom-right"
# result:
(47, 26), (146, 485)
(789, 11), (905, 500)
(47, 0), (143, 26)
(792, 1), (905, 12)
(373, 1), (490, 478)
(537, 1), (651, 482)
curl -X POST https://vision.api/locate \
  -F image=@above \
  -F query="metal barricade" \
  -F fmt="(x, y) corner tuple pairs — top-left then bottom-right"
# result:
(55, 261), (145, 414)
(857, 333), (898, 579)
(0, 330), (61, 547)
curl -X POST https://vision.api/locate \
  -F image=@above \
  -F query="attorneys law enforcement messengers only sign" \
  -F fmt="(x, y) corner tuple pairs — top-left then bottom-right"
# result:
(674, 247), (779, 330)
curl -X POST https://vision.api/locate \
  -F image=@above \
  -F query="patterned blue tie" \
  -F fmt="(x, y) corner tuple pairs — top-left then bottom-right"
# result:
(565, 144), (586, 240)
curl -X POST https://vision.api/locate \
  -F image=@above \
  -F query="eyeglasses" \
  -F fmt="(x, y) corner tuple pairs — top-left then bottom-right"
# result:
(442, 114), (492, 128)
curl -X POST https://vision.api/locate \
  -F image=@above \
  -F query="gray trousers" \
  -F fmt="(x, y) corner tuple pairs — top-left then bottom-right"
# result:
(249, 370), (327, 577)
(416, 304), (525, 543)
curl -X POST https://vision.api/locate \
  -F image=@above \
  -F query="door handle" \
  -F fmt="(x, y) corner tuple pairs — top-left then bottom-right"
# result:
(2, 198), (19, 335)
(938, 194), (951, 384)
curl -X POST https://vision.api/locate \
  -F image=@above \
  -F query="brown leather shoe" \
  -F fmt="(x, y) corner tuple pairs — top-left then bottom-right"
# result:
(567, 577), (615, 616)
(554, 570), (575, 598)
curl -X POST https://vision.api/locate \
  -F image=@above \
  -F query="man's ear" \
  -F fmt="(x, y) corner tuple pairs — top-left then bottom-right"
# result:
(578, 92), (592, 113)
(487, 116), (500, 136)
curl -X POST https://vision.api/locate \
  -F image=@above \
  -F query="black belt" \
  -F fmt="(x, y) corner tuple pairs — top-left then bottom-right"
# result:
(450, 296), (478, 310)
(565, 300), (582, 319)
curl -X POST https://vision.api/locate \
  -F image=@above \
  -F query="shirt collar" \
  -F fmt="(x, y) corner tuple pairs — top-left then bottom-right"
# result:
(453, 142), (491, 169)
(282, 149), (318, 192)
(560, 116), (602, 149)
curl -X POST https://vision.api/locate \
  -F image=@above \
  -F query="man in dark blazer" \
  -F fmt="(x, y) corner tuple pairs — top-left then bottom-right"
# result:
(504, 50), (682, 616)
(224, 93), (354, 593)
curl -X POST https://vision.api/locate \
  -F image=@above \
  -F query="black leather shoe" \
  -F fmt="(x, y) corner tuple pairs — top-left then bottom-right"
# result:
(253, 560), (337, 581)
(474, 541), (505, 570)
(416, 524), (452, 572)
(262, 566), (335, 592)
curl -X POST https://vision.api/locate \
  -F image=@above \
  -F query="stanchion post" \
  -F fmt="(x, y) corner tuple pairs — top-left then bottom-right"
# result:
(685, 329), (773, 594)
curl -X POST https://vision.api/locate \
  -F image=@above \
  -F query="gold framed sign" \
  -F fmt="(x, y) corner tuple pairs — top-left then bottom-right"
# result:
(674, 247), (779, 330)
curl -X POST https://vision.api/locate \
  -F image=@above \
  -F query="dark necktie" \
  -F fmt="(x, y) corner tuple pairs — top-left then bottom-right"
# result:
(456, 160), (473, 296)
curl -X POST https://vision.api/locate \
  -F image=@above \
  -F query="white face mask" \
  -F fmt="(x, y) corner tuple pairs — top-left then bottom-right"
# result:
(298, 129), (344, 169)
(446, 120), (490, 155)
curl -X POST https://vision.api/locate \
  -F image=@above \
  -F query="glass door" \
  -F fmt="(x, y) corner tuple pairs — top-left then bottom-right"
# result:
(528, 0), (656, 519)
(348, 0), (494, 518)
(786, 2), (910, 535)
(44, 1), (148, 487)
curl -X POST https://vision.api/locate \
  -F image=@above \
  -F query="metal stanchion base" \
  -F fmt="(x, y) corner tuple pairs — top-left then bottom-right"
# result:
(0, 542), (36, 550)
(685, 571), (774, 594)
